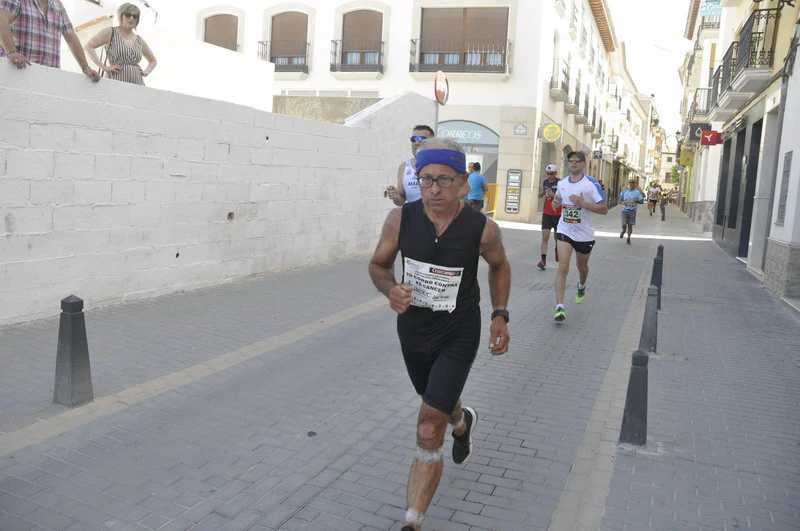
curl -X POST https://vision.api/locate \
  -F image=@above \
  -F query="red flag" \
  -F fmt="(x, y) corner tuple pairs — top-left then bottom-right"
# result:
(700, 131), (721, 145)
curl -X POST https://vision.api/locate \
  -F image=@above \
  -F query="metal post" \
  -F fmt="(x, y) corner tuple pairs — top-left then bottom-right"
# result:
(620, 348), (649, 446)
(652, 256), (663, 310)
(53, 295), (94, 407)
(639, 285), (659, 353)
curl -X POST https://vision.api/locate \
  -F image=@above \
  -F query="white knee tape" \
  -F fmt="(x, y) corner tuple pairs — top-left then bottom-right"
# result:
(416, 445), (443, 463)
(405, 508), (424, 524)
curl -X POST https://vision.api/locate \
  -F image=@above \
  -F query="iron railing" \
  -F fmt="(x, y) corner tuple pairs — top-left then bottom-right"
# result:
(711, 41), (738, 104)
(711, 65), (722, 106)
(409, 39), (510, 73)
(693, 88), (712, 116)
(330, 40), (384, 73)
(735, 8), (780, 78)
(550, 58), (570, 93)
(701, 15), (720, 29)
(258, 41), (309, 73)
(583, 95), (590, 118)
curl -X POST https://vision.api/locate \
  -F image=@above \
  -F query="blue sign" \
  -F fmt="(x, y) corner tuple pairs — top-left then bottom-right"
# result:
(699, 1), (722, 17)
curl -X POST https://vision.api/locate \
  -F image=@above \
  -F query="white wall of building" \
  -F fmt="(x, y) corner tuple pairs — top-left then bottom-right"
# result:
(0, 63), (437, 326)
(770, 64), (800, 245)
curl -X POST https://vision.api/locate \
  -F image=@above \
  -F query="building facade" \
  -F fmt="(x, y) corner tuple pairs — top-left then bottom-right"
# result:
(62, 0), (657, 224)
(678, 0), (800, 300)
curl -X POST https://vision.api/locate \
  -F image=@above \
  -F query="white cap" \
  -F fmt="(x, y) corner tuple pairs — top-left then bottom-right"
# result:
(545, 164), (557, 173)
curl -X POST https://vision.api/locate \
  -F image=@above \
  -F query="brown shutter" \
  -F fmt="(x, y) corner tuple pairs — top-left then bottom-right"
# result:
(464, 8), (509, 41)
(342, 10), (382, 50)
(271, 12), (308, 58)
(421, 8), (463, 53)
(204, 14), (238, 51)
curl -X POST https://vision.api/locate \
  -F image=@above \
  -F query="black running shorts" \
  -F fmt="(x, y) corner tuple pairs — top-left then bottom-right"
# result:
(397, 307), (481, 415)
(541, 213), (560, 231)
(556, 232), (596, 255)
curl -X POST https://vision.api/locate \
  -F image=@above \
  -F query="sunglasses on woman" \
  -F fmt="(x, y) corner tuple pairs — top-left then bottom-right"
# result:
(123, 13), (140, 21)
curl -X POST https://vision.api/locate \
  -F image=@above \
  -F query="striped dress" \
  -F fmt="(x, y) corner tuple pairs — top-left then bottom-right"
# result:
(104, 27), (144, 85)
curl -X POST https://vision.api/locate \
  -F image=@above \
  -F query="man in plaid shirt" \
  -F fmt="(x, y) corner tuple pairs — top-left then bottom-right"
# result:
(0, 0), (100, 81)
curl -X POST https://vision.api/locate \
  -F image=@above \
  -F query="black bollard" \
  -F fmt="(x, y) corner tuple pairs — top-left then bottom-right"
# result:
(652, 256), (663, 310)
(657, 244), (664, 260)
(638, 285), (659, 353)
(620, 348), (649, 446)
(53, 295), (94, 407)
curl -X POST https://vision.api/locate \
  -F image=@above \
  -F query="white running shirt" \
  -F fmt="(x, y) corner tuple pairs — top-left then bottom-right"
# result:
(403, 159), (421, 203)
(555, 174), (607, 242)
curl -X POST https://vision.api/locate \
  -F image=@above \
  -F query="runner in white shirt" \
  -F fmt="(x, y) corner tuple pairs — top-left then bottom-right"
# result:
(386, 125), (435, 205)
(550, 150), (608, 322)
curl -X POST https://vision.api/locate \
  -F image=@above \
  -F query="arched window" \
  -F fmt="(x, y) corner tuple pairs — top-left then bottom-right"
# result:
(340, 10), (382, 68)
(267, 12), (309, 71)
(204, 14), (239, 51)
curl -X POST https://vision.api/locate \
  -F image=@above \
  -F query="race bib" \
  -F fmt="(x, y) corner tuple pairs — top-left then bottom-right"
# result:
(563, 206), (582, 223)
(624, 200), (636, 207)
(403, 258), (463, 313)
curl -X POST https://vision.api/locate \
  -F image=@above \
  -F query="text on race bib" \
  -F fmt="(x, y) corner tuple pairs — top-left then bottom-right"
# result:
(625, 200), (636, 207)
(563, 206), (582, 224)
(403, 257), (463, 313)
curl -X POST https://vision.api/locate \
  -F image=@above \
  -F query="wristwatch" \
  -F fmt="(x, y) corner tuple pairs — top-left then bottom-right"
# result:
(491, 309), (509, 323)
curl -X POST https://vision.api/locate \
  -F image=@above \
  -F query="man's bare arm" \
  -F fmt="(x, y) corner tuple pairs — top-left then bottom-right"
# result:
(368, 208), (402, 296)
(480, 220), (510, 311)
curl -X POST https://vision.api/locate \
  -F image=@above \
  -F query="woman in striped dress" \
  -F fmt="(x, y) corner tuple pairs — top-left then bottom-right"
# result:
(84, 3), (157, 85)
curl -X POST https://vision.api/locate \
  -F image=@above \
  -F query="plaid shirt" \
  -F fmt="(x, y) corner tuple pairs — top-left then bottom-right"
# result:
(0, 0), (74, 68)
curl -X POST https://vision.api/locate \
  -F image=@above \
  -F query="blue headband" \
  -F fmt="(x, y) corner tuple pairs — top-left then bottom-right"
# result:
(415, 149), (467, 175)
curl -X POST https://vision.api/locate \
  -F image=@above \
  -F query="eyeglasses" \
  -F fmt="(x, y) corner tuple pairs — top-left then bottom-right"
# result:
(567, 158), (584, 163)
(410, 135), (427, 143)
(123, 12), (140, 20)
(418, 175), (458, 188)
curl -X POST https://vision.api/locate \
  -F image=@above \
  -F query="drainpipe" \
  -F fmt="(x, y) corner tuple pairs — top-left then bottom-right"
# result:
(759, 15), (799, 272)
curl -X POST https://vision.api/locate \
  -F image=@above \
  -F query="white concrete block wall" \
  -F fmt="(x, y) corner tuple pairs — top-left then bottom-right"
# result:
(0, 63), (437, 326)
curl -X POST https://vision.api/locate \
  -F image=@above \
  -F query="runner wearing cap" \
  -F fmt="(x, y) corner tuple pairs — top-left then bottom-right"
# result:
(537, 164), (561, 270)
(550, 150), (608, 322)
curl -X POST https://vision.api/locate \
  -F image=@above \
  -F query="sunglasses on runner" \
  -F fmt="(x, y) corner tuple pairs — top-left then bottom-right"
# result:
(410, 135), (427, 143)
(123, 12), (140, 20)
(567, 158), (584, 163)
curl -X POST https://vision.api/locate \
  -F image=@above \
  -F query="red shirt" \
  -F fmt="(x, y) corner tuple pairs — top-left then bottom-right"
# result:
(543, 177), (562, 216)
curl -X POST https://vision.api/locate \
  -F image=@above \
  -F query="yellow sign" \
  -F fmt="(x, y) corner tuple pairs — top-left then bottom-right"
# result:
(680, 151), (694, 166)
(542, 123), (563, 143)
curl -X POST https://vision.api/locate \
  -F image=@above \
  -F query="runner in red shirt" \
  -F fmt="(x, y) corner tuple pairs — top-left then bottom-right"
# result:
(537, 164), (562, 270)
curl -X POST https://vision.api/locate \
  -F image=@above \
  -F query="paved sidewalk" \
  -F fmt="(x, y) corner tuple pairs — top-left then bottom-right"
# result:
(0, 204), (797, 530)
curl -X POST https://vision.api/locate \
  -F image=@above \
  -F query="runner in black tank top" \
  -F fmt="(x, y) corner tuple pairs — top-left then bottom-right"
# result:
(369, 138), (511, 531)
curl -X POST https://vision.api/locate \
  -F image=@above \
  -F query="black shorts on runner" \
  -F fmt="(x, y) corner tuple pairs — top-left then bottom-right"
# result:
(397, 307), (481, 414)
(541, 213), (560, 231)
(648, 199), (657, 205)
(556, 232), (596, 255)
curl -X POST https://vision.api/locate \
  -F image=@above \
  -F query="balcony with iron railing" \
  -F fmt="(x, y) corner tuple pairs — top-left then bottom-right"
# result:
(692, 88), (712, 117)
(565, 82), (580, 114)
(585, 106), (597, 133)
(409, 39), (511, 78)
(731, 8), (780, 92)
(576, 94), (590, 124)
(258, 41), (309, 77)
(700, 15), (720, 30)
(579, 28), (588, 58)
(549, 58), (570, 102)
(330, 40), (384, 77)
(555, 0), (567, 18)
(569, 9), (579, 40)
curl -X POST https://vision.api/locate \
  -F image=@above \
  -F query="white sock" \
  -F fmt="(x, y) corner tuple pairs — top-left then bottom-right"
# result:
(577, 283), (585, 290)
(556, 304), (565, 310)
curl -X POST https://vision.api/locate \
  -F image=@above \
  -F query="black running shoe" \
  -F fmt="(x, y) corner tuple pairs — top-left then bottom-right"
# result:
(620, 229), (626, 238)
(537, 260), (546, 270)
(452, 407), (477, 465)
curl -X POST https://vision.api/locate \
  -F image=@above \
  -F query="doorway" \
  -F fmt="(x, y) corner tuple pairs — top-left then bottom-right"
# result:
(738, 119), (762, 258)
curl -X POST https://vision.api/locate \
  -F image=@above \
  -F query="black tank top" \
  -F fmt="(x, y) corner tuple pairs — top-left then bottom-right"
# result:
(398, 200), (486, 323)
